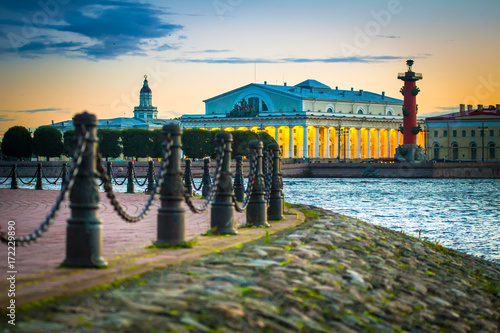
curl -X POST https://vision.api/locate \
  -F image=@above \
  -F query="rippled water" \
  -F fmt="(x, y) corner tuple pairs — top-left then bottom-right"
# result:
(283, 178), (500, 263)
(3, 177), (499, 263)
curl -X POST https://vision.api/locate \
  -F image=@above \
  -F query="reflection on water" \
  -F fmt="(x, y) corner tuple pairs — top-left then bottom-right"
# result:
(283, 178), (500, 263)
(3, 177), (499, 263)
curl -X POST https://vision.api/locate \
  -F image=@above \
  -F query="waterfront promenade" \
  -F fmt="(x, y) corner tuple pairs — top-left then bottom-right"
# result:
(0, 189), (302, 308)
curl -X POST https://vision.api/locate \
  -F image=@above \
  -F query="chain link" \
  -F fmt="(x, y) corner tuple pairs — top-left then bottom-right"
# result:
(42, 168), (64, 185)
(184, 142), (225, 213)
(17, 169), (39, 185)
(0, 127), (89, 246)
(233, 153), (257, 212)
(112, 167), (128, 186)
(264, 152), (273, 206)
(190, 172), (203, 191)
(0, 169), (13, 185)
(97, 134), (173, 223)
(132, 167), (148, 187)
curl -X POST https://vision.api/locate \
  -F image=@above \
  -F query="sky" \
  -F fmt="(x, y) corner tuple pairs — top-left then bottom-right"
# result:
(1, 0), (500, 137)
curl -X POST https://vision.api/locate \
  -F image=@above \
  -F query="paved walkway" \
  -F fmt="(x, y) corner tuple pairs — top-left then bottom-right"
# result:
(0, 189), (302, 307)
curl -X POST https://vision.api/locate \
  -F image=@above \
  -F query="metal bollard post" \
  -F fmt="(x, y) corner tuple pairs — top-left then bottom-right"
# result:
(156, 123), (185, 246)
(247, 140), (269, 227)
(184, 159), (193, 197)
(10, 164), (18, 190)
(61, 163), (68, 191)
(234, 155), (244, 202)
(146, 160), (155, 194)
(262, 151), (268, 180)
(210, 132), (237, 235)
(106, 161), (112, 179)
(202, 157), (211, 198)
(35, 163), (43, 190)
(127, 161), (134, 193)
(62, 111), (107, 268)
(267, 142), (285, 220)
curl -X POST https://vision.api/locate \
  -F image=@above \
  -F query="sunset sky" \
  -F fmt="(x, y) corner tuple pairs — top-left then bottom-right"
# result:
(1, 0), (500, 137)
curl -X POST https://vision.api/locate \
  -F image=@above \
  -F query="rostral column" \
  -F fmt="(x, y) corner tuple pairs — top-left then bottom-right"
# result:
(395, 59), (425, 162)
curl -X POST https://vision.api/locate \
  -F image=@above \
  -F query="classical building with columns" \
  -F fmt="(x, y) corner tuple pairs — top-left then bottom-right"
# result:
(180, 80), (425, 160)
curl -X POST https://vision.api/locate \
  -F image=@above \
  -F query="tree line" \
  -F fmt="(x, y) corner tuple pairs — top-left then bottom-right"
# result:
(1, 126), (275, 161)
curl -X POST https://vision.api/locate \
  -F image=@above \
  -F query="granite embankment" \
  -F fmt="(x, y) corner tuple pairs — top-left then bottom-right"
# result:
(7, 205), (499, 332)
(2, 161), (499, 179)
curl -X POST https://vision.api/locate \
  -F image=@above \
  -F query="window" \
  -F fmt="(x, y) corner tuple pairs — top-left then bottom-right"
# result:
(262, 101), (268, 112)
(471, 130), (475, 137)
(387, 110), (393, 115)
(248, 97), (259, 112)
(327, 108), (333, 113)
(452, 130), (457, 137)
(443, 130), (448, 137)
(433, 143), (440, 160)
(470, 142), (477, 161)
(451, 143), (459, 161)
(462, 130), (466, 137)
(490, 130), (494, 137)
(488, 142), (496, 159)
(434, 131), (438, 137)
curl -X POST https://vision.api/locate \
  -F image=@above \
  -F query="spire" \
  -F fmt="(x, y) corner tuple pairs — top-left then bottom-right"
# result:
(134, 75), (157, 120)
(140, 75), (152, 94)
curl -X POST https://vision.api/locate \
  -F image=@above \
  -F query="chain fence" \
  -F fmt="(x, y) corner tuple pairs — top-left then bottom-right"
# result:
(0, 169), (13, 185)
(184, 143), (225, 213)
(96, 134), (173, 223)
(42, 167), (64, 185)
(233, 154), (257, 212)
(0, 127), (89, 246)
(17, 169), (39, 185)
(132, 167), (148, 187)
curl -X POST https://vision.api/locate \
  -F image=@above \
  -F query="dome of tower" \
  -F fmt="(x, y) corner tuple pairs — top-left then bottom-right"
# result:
(140, 76), (152, 94)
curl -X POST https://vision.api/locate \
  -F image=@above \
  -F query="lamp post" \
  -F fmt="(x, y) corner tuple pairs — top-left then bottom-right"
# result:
(478, 122), (488, 162)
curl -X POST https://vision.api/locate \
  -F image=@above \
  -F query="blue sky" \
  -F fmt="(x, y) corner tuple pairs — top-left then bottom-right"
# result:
(1, 0), (499, 135)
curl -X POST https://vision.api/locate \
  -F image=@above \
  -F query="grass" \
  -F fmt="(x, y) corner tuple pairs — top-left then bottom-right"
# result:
(148, 237), (199, 250)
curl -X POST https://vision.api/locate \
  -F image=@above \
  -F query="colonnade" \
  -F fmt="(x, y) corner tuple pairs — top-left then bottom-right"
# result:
(195, 125), (426, 160)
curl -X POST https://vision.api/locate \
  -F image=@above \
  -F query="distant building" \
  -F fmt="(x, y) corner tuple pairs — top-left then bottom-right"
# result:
(50, 75), (167, 133)
(425, 104), (500, 161)
(180, 79), (425, 159)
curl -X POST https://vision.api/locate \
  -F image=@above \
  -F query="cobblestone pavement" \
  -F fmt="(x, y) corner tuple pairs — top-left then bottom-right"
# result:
(0, 189), (303, 307)
(5, 205), (500, 333)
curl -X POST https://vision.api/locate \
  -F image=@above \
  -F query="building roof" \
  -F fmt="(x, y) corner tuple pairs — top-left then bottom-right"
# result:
(204, 80), (403, 104)
(426, 105), (500, 121)
(140, 78), (152, 94)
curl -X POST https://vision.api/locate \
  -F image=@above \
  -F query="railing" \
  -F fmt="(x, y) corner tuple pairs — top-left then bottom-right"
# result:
(0, 111), (285, 268)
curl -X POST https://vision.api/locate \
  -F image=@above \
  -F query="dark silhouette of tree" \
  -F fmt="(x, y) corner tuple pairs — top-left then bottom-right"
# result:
(231, 130), (276, 158)
(98, 129), (122, 160)
(1, 126), (32, 160)
(63, 130), (76, 157)
(182, 129), (214, 159)
(121, 128), (152, 159)
(32, 126), (63, 161)
(150, 129), (164, 159)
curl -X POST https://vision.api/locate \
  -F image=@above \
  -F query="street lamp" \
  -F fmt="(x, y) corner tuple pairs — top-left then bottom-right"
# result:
(478, 122), (488, 162)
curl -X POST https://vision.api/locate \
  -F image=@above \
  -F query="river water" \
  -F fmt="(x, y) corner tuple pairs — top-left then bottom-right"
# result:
(2, 177), (499, 263)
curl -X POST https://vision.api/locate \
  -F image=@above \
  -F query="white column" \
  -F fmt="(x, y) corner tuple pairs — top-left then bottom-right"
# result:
(416, 132), (419, 146)
(303, 126), (309, 158)
(376, 129), (381, 158)
(357, 129), (361, 159)
(346, 128), (351, 159)
(397, 131), (400, 147)
(288, 126), (294, 158)
(326, 127), (330, 158)
(275, 127), (279, 142)
(367, 129), (371, 158)
(315, 127), (320, 158)
(387, 130), (391, 157)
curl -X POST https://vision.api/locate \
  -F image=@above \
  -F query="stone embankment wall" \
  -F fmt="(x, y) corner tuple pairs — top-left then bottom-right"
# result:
(1, 161), (499, 178)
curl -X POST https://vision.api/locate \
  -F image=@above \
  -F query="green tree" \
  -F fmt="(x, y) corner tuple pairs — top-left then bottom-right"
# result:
(150, 129), (164, 159)
(63, 130), (76, 158)
(231, 130), (276, 158)
(32, 126), (63, 161)
(98, 129), (122, 160)
(1, 126), (32, 160)
(121, 128), (152, 159)
(182, 129), (214, 159)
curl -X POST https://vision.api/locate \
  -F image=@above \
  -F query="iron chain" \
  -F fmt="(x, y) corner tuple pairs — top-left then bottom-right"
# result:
(132, 167), (148, 187)
(233, 154), (257, 212)
(97, 134), (173, 223)
(0, 127), (89, 246)
(0, 169), (13, 185)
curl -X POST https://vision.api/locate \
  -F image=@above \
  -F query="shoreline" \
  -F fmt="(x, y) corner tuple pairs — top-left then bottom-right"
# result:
(5, 204), (499, 332)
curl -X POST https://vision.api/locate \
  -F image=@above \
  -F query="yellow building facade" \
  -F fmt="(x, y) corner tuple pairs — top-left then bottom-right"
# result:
(426, 104), (500, 161)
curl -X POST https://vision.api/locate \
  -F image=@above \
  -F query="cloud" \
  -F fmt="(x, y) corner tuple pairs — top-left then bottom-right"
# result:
(433, 106), (459, 112)
(1, 107), (69, 114)
(376, 35), (400, 39)
(0, 1), (183, 60)
(169, 55), (406, 64)
(0, 115), (16, 122)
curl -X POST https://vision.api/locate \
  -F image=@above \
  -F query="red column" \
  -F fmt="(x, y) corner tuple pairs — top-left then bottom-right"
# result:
(403, 75), (417, 145)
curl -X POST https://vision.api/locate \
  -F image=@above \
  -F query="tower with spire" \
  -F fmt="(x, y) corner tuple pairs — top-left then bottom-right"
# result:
(133, 75), (158, 120)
